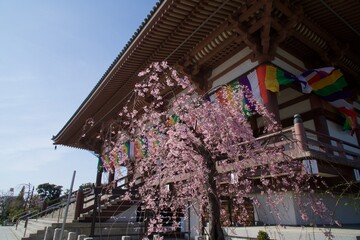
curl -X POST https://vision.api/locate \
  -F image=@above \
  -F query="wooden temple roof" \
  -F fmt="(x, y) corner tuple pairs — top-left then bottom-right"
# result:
(53, 0), (360, 152)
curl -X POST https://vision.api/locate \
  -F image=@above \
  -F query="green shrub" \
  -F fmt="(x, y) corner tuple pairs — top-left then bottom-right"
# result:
(257, 230), (270, 240)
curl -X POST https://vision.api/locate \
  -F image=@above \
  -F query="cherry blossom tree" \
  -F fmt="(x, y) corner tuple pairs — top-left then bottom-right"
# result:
(95, 62), (332, 240)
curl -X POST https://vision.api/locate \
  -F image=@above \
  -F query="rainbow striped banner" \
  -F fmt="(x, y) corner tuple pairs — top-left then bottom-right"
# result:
(100, 64), (358, 168)
(210, 65), (358, 133)
(134, 135), (148, 159)
(297, 67), (357, 131)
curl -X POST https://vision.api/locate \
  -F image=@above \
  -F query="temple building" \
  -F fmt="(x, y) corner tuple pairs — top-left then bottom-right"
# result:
(53, 0), (360, 238)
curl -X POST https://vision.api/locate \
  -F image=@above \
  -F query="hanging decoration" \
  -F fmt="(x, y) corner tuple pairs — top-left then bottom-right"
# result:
(100, 64), (358, 165)
(210, 64), (358, 134)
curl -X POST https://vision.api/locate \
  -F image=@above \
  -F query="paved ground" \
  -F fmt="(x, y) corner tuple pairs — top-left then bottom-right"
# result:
(0, 226), (20, 240)
(224, 225), (360, 240)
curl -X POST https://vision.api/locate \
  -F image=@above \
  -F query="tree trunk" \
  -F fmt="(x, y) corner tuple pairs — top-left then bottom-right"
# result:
(207, 183), (225, 240)
(204, 149), (225, 240)
(194, 134), (225, 240)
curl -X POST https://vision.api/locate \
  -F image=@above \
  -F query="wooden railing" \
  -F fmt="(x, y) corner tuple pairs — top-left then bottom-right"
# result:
(74, 174), (142, 221)
(220, 114), (360, 169)
(304, 128), (360, 162)
(264, 114), (360, 166)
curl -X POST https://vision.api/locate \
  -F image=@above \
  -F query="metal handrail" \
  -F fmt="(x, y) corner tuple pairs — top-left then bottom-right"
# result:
(28, 199), (76, 220)
(12, 209), (39, 222)
(15, 189), (80, 223)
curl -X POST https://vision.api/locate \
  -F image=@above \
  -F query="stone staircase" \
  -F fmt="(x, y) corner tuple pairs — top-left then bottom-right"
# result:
(7, 178), (185, 240)
(8, 190), (147, 240)
(9, 202), (78, 240)
(78, 197), (139, 223)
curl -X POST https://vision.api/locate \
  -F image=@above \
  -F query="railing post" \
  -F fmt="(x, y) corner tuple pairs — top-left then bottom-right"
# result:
(294, 114), (308, 151)
(336, 140), (346, 158)
(74, 187), (84, 220)
(23, 218), (28, 238)
(90, 187), (101, 237)
(354, 128), (360, 147)
(42, 200), (48, 214)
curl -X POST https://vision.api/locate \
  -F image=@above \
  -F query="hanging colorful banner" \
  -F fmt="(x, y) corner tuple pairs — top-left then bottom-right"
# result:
(210, 64), (358, 133)
(101, 65), (358, 168)
(288, 67), (357, 132)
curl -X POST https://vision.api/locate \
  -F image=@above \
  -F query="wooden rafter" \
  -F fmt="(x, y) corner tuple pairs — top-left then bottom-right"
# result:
(230, 16), (262, 61)
(269, 3), (303, 56)
(261, 0), (273, 56)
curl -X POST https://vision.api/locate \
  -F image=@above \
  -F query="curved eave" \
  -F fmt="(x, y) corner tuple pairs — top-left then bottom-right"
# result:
(53, 0), (360, 152)
(52, 0), (247, 151)
(52, 0), (166, 147)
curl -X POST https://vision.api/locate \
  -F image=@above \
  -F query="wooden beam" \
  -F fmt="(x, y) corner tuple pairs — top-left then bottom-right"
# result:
(175, 63), (212, 94)
(291, 30), (331, 65)
(273, 0), (294, 17)
(196, 34), (238, 66)
(237, 0), (263, 23)
(230, 16), (262, 60)
(278, 93), (309, 110)
(269, 4), (303, 56)
(192, 67), (213, 94)
(297, 17), (360, 74)
(261, 0), (273, 55)
(190, 19), (233, 57)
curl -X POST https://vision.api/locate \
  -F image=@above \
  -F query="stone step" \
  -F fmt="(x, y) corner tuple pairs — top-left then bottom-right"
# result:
(15, 222), (147, 240)
(91, 231), (185, 240)
(8, 200), (80, 240)
(87, 205), (134, 215)
(80, 199), (139, 222)
(15, 222), (43, 239)
(12, 221), (28, 239)
(8, 225), (26, 240)
(78, 215), (113, 222)
(91, 235), (143, 240)
(10, 217), (75, 240)
(91, 222), (145, 236)
(30, 215), (74, 225)
(27, 229), (45, 240)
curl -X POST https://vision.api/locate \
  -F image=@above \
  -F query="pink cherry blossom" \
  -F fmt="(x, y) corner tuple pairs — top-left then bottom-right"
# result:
(90, 61), (336, 240)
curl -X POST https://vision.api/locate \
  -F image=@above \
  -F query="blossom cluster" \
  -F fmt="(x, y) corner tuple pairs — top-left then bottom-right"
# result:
(93, 61), (335, 237)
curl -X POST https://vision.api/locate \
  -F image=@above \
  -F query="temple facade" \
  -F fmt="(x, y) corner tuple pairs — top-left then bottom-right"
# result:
(53, 0), (360, 238)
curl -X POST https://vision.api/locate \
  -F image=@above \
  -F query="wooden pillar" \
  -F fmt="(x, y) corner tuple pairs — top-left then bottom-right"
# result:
(265, 90), (281, 125)
(227, 197), (233, 226)
(355, 128), (360, 147)
(248, 115), (259, 137)
(74, 187), (84, 220)
(294, 114), (308, 151)
(310, 95), (332, 150)
(95, 159), (102, 187)
(108, 169), (115, 185)
(90, 187), (101, 237)
(91, 157), (102, 236)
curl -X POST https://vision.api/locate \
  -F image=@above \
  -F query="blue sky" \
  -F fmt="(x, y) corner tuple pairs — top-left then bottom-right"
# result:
(0, 1), (158, 194)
